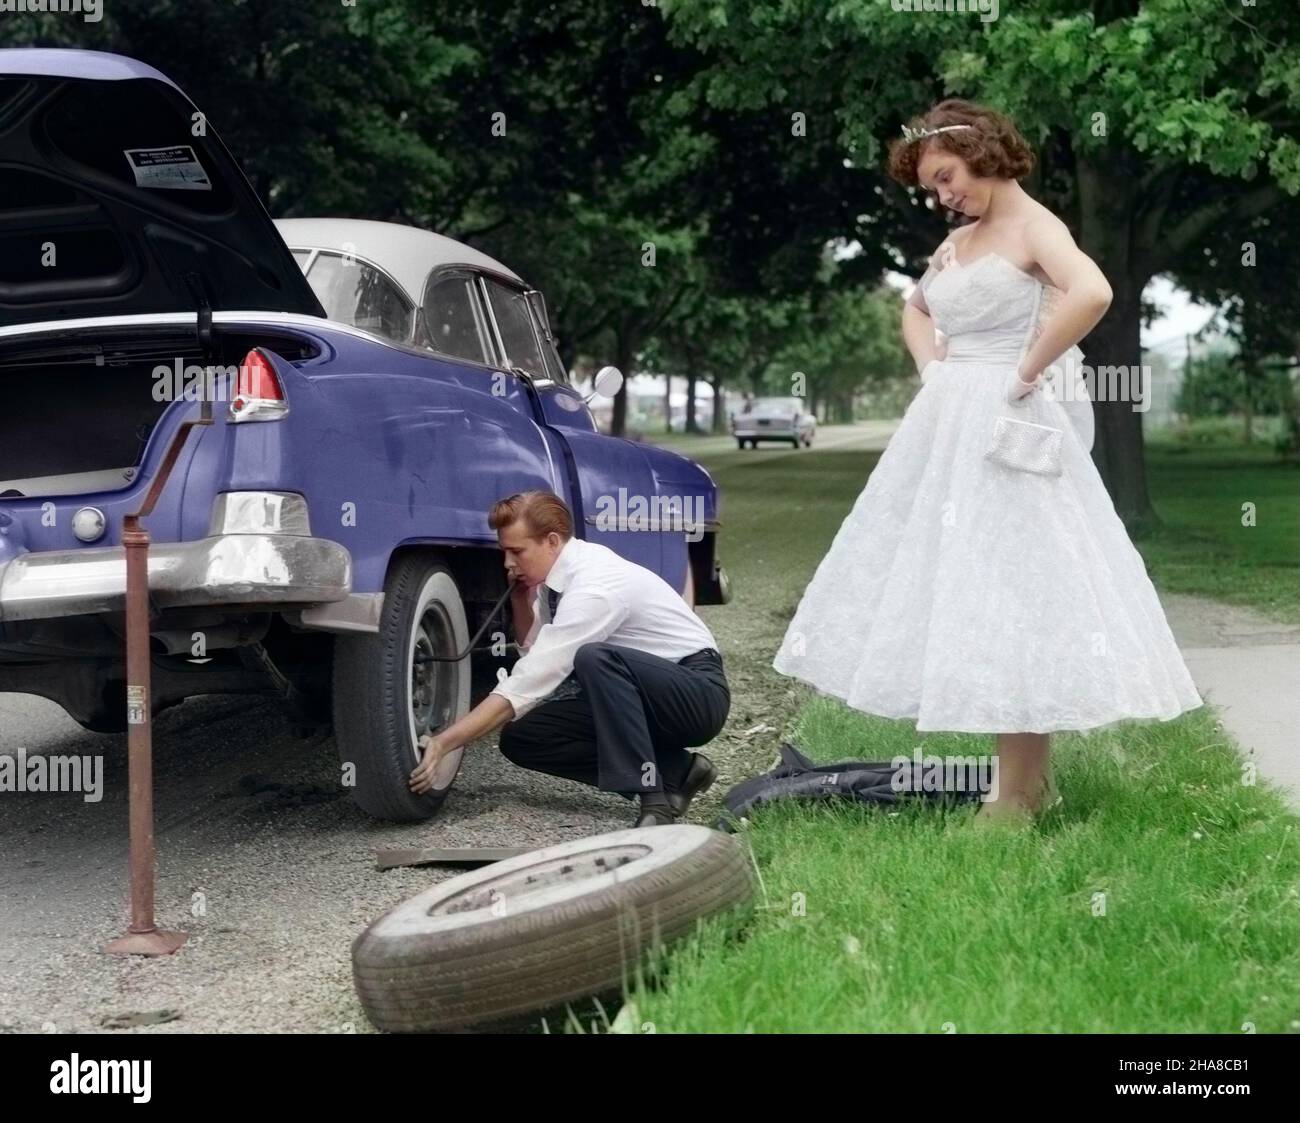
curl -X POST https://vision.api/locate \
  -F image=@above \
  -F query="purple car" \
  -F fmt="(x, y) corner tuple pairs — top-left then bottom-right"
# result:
(0, 49), (730, 821)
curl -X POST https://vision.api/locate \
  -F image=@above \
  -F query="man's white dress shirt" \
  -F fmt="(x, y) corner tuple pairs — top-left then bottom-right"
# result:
(491, 536), (719, 720)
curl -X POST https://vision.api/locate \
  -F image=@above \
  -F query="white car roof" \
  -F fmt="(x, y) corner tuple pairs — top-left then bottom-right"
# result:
(272, 217), (524, 305)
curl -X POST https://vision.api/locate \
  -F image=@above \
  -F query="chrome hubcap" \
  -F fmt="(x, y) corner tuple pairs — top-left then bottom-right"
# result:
(410, 601), (458, 762)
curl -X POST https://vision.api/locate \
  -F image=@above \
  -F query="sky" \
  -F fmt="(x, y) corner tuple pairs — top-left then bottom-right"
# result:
(1141, 275), (1224, 362)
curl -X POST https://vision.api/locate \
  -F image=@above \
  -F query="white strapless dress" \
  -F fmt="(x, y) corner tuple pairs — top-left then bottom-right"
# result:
(771, 249), (1204, 734)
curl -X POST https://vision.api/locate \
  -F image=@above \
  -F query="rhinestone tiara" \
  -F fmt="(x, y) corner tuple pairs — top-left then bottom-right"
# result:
(900, 123), (974, 144)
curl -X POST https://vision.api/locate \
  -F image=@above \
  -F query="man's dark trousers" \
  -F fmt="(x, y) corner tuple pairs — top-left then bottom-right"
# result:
(498, 642), (730, 797)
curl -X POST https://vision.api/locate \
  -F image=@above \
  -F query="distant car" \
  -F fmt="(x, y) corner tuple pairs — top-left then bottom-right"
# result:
(0, 48), (732, 823)
(731, 396), (816, 449)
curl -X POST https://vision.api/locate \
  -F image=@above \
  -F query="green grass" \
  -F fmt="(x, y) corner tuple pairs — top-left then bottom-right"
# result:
(1142, 442), (1300, 621)
(658, 425), (1300, 622)
(631, 702), (1300, 1032)
(626, 427), (1300, 1033)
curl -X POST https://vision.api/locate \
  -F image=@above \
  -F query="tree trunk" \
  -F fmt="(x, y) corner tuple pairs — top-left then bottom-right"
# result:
(686, 364), (699, 433)
(710, 374), (726, 433)
(663, 371), (673, 433)
(1277, 348), (1300, 456)
(1241, 357), (1254, 445)
(611, 326), (633, 438)
(1076, 151), (1158, 535)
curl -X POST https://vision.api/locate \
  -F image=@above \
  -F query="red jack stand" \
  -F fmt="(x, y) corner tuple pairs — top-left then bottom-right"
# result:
(102, 519), (186, 957)
(104, 385), (212, 957)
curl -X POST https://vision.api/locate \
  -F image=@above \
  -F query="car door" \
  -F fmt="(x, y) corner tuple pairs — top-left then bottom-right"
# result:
(474, 274), (662, 573)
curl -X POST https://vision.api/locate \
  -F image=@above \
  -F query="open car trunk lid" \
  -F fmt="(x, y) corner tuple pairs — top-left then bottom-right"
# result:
(0, 48), (326, 327)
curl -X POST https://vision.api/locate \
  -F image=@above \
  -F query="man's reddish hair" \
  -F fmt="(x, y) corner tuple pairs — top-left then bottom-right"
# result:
(488, 490), (574, 539)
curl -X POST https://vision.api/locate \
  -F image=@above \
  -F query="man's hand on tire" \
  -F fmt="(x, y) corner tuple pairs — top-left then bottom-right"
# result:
(410, 733), (450, 794)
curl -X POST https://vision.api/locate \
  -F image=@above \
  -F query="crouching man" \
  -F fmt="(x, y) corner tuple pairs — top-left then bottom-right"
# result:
(409, 490), (729, 827)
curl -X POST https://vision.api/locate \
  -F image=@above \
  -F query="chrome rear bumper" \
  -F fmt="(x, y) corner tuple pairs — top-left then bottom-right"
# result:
(0, 533), (351, 623)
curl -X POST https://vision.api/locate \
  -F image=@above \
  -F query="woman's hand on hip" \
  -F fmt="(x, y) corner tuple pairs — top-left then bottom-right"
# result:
(1007, 361), (1041, 403)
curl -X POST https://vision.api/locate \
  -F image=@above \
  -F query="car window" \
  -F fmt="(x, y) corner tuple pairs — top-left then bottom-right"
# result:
(526, 290), (569, 383)
(756, 398), (799, 414)
(539, 338), (567, 383)
(304, 252), (413, 343)
(483, 278), (545, 375)
(291, 249), (312, 272)
(423, 274), (490, 364)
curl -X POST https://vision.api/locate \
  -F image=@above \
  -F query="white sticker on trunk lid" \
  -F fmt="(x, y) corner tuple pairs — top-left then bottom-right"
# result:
(123, 146), (212, 191)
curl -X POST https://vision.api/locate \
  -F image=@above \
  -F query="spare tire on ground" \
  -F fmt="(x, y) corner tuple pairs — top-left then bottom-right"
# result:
(352, 824), (755, 1032)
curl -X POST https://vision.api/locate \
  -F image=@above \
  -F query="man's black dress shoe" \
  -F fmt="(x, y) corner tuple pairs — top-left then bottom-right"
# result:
(633, 754), (719, 827)
(664, 752), (717, 816)
(633, 804), (678, 828)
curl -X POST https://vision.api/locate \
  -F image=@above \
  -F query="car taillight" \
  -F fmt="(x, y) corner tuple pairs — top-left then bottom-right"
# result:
(229, 348), (289, 423)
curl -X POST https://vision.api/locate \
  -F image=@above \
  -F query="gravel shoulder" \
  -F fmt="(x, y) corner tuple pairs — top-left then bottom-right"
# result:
(0, 689), (658, 1033)
(0, 549), (800, 1035)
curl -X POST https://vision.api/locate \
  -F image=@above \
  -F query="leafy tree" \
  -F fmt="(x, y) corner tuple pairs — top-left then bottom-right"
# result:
(1176, 347), (1280, 417)
(1170, 180), (1300, 452)
(646, 287), (812, 432)
(659, 0), (1300, 531)
(762, 284), (914, 422)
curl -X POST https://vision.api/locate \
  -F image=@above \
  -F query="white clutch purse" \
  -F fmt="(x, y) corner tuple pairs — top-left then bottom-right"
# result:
(984, 415), (1063, 476)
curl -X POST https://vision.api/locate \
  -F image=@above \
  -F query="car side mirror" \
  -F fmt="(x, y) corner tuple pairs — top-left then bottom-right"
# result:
(585, 365), (624, 402)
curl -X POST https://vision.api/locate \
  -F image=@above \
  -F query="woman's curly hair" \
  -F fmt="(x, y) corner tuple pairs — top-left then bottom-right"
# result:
(886, 99), (1035, 187)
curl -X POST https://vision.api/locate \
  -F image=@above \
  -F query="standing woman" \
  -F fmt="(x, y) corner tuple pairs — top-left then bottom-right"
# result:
(772, 99), (1202, 823)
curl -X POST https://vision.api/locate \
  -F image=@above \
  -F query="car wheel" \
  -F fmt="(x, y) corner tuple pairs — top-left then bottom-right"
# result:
(332, 554), (470, 821)
(352, 824), (755, 1032)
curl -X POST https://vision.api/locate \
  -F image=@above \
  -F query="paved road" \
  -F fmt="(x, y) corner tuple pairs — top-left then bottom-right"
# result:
(1162, 593), (1300, 812)
(648, 419), (900, 460)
